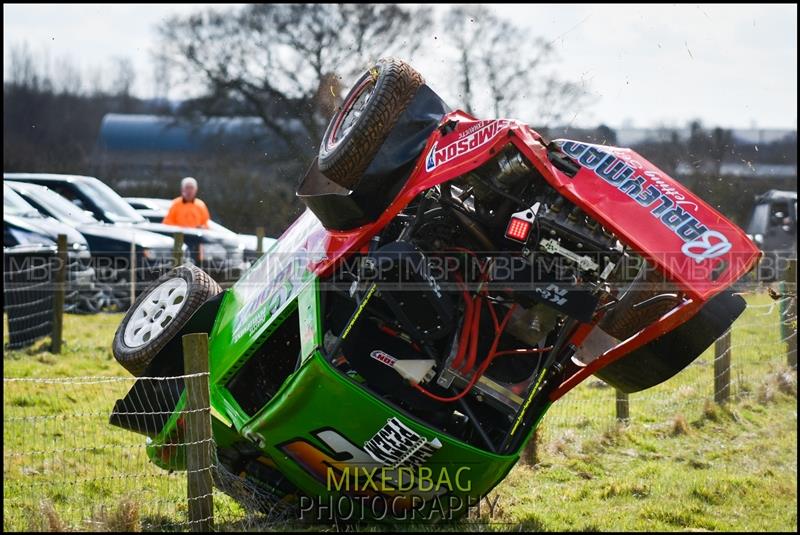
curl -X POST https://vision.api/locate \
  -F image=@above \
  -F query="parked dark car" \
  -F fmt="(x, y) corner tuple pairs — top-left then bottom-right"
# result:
(4, 184), (99, 312)
(125, 197), (276, 263)
(4, 174), (247, 284)
(746, 189), (797, 280)
(7, 181), (182, 309)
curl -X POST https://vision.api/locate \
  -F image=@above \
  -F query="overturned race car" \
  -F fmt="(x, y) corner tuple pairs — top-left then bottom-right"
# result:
(110, 58), (761, 522)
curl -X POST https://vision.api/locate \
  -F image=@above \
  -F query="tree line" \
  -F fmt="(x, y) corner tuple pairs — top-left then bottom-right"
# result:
(4, 4), (795, 234)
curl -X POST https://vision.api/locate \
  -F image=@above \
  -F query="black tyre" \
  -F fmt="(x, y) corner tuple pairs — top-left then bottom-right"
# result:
(112, 264), (222, 376)
(318, 57), (424, 189)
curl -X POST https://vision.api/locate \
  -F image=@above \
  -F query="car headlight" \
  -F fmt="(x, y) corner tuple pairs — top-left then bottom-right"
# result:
(749, 233), (764, 245)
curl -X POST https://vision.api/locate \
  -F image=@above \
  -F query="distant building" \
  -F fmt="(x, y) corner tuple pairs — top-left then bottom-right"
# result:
(675, 161), (797, 179)
(91, 114), (308, 184)
(544, 125), (797, 148)
(94, 113), (796, 185)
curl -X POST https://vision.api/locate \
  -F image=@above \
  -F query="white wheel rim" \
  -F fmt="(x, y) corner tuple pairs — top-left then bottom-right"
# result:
(123, 278), (189, 348)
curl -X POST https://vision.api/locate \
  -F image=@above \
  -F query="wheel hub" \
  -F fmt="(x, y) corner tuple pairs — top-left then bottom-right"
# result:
(123, 278), (189, 348)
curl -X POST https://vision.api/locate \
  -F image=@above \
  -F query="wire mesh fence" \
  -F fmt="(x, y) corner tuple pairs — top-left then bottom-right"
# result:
(2, 290), (796, 531)
(3, 246), (56, 349)
(2, 245), (246, 352)
(2, 373), (298, 532)
(535, 291), (797, 450)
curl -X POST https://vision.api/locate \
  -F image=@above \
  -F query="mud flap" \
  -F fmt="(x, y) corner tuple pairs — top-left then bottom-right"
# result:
(109, 291), (225, 436)
(296, 84), (450, 230)
(594, 290), (747, 393)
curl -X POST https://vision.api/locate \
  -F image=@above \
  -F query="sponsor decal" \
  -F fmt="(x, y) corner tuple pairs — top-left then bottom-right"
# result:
(364, 417), (442, 470)
(279, 426), (455, 509)
(232, 215), (327, 343)
(534, 283), (568, 307)
(681, 230), (732, 263)
(425, 120), (509, 172)
(556, 140), (732, 264)
(370, 350), (398, 368)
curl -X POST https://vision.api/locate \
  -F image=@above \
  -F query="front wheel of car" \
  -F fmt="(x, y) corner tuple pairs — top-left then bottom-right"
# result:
(317, 57), (424, 190)
(112, 264), (222, 376)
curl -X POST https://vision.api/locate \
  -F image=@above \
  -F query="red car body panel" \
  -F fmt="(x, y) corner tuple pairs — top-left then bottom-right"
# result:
(278, 110), (759, 395)
(301, 111), (759, 304)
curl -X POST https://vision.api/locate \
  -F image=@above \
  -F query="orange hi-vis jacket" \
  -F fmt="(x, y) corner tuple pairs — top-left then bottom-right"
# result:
(162, 197), (210, 229)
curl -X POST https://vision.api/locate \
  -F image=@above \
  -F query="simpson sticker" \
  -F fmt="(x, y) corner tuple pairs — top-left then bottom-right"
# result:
(370, 350), (398, 368)
(556, 140), (733, 263)
(364, 417), (442, 469)
(426, 120), (509, 171)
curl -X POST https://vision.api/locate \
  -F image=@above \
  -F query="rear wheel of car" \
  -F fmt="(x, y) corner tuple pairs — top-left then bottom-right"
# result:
(598, 266), (680, 340)
(318, 57), (424, 190)
(112, 264), (221, 376)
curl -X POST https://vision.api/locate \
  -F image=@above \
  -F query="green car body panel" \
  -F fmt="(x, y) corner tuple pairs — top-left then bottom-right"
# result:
(144, 241), (545, 516)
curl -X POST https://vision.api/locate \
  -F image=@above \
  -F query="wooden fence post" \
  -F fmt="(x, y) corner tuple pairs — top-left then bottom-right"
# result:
(521, 427), (540, 466)
(129, 239), (136, 306)
(173, 232), (184, 269)
(182, 333), (214, 532)
(615, 389), (629, 421)
(51, 234), (67, 353)
(714, 329), (731, 404)
(256, 226), (265, 257)
(781, 259), (797, 369)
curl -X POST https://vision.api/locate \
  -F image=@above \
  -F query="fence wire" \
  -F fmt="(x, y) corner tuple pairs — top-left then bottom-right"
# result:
(2, 373), (297, 532)
(3, 250), (55, 349)
(537, 293), (797, 449)
(2, 292), (796, 532)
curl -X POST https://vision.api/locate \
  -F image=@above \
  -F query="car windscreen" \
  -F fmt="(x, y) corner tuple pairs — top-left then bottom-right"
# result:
(19, 185), (100, 225)
(124, 199), (148, 209)
(4, 185), (42, 218)
(147, 198), (173, 210)
(126, 197), (172, 211)
(75, 179), (146, 223)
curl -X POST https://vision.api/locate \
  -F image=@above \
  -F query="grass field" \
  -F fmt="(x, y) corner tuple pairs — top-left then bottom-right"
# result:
(3, 292), (797, 531)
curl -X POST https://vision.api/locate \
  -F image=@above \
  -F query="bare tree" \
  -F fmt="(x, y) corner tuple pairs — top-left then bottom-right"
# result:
(534, 78), (592, 128)
(55, 57), (84, 95)
(709, 126), (733, 177)
(151, 53), (172, 102)
(7, 43), (40, 90)
(443, 6), (591, 126)
(157, 4), (432, 160)
(110, 57), (136, 98)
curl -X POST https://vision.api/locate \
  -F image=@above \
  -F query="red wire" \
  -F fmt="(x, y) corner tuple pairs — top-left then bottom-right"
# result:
(446, 247), (484, 290)
(447, 249), (489, 371)
(492, 347), (553, 358)
(486, 295), (500, 331)
(413, 248), (554, 403)
(451, 273), (474, 370)
(460, 295), (482, 373)
(415, 303), (519, 403)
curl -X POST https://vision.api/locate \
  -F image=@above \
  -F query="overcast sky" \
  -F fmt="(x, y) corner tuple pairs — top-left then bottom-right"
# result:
(3, 3), (797, 130)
